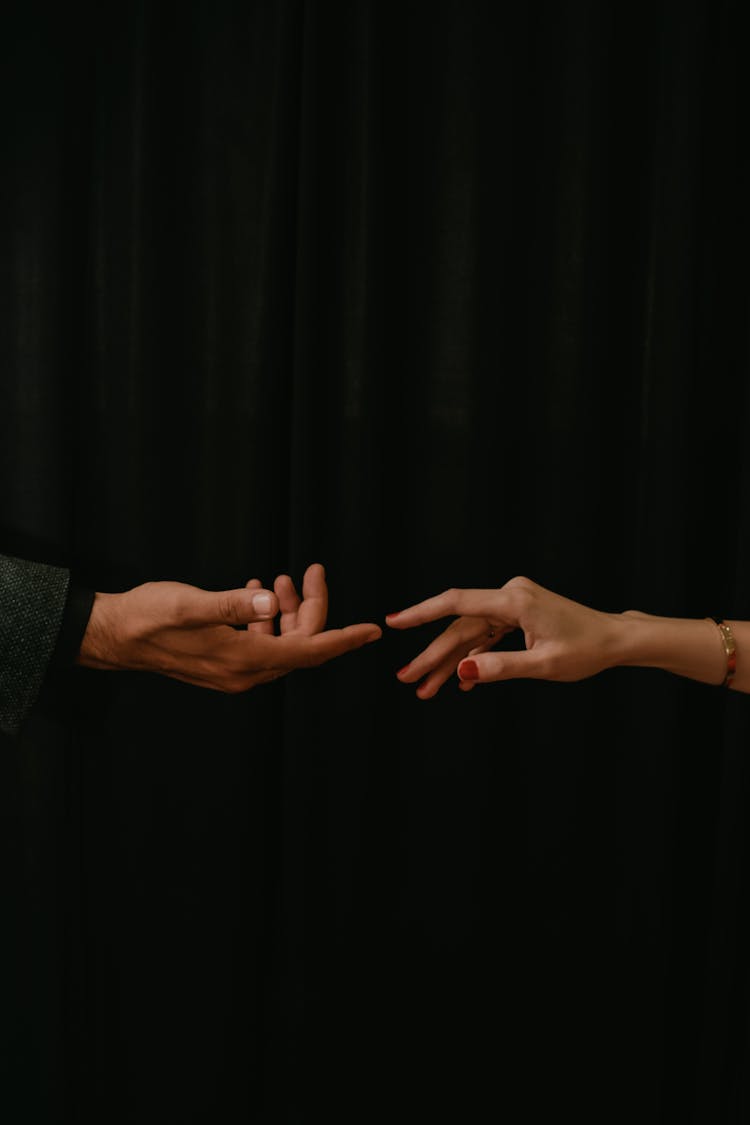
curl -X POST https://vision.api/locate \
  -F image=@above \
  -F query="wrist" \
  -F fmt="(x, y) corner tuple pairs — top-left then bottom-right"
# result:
(611, 610), (727, 685)
(77, 592), (129, 671)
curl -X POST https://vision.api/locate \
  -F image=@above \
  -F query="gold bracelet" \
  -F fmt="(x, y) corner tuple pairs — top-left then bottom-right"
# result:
(706, 618), (737, 687)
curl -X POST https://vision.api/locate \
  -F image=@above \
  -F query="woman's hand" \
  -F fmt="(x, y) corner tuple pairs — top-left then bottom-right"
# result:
(386, 576), (624, 698)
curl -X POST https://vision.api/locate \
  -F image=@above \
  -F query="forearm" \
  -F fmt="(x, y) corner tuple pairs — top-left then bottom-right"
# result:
(610, 612), (747, 691)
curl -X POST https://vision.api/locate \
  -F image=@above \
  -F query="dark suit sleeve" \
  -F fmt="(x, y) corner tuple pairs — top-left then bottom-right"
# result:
(0, 552), (92, 737)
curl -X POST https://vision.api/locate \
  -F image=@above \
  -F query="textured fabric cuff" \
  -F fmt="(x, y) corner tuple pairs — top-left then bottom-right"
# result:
(0, 554), (71, 736)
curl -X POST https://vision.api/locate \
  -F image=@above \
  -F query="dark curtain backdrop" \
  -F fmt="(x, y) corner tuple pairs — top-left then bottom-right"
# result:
(2, 1), (750, 1121)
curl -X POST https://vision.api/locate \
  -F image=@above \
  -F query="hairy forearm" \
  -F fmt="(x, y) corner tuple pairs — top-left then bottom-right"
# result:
(609, 612), (748, 692)
(77, 592), (134, 671)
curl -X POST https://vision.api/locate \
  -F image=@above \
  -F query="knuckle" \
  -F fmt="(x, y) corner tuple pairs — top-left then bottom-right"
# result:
(506, 577), (535, 609)
(218, 594), (241, 625)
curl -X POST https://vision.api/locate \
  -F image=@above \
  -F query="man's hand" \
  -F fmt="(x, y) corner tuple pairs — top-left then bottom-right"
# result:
(78, 563), (381, 691)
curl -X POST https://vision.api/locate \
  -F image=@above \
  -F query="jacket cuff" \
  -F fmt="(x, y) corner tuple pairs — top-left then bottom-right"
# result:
(0, 554), (71, 736)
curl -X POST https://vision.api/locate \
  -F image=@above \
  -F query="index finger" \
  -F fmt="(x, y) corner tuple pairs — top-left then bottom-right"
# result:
(385, 588), (505, 629)
(275, 622), (382, 669)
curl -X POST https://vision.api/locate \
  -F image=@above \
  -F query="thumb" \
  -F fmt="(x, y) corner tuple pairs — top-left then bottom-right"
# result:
(458, 650), (542, 684)
(182, 585), (280, 627)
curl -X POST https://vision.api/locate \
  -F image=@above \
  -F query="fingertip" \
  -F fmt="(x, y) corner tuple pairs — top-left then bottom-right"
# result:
(301, 562), (327, 598)
(251, 590), (279, 618)
(458, 658), (480, 682)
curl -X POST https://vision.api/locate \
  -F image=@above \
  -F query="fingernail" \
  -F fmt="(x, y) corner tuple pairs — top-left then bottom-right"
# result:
(252, 593), (272, 615)
(459, 659), (479, 681)
(386, 611), (402, 619)
(397, 663), (411, 676)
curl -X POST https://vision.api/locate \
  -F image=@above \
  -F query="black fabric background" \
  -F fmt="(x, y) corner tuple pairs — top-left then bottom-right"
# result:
(2, 1), (750, 1121)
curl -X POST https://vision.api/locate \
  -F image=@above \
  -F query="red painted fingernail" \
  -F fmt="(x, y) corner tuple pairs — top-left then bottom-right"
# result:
(397, 664), (411, 676)
(459, 660), (479, 681)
